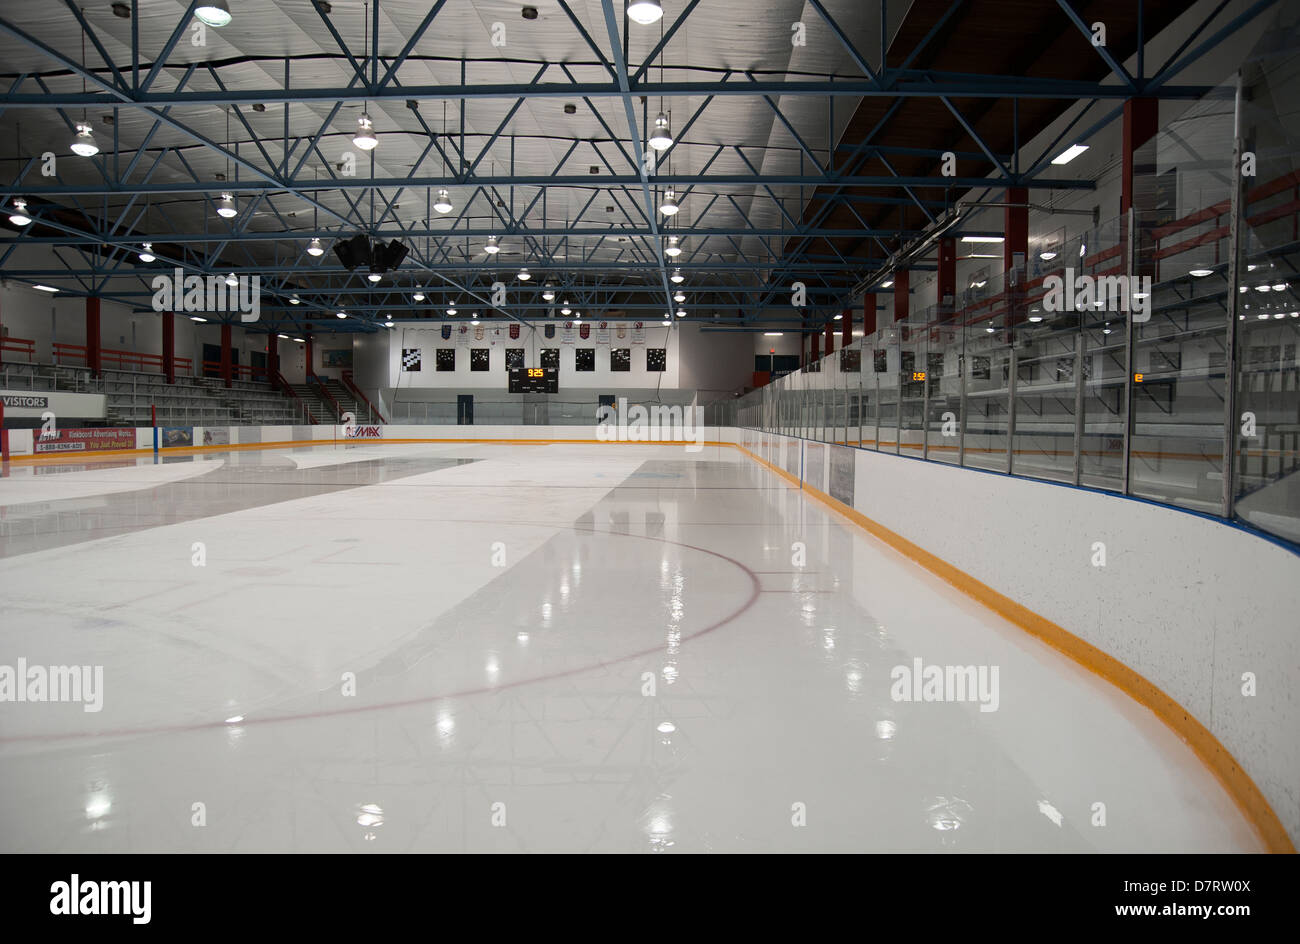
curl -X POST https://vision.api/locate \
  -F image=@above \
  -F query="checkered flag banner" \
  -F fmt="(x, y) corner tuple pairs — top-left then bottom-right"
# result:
(401, 348), (422, 371)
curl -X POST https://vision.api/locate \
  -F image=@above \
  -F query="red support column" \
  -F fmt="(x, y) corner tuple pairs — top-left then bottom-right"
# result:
(85, 297), (102, 378)
(810, 330), (820, 363)
(1121, 98), (1159, 215)
(1003, 186), (1029, 277)
(938, 237), (957, 317)
(824, 318), (834, 355)
(1005, 187), (1029, 328)
(220, 323), (232, 388)
(1, 399), (8, 463)
(862, 293), (877, 336)
(162, 311), (175, 384)
(893, 270), (910, 323)
(841, 307), (851, 347)
(268, 333), (279, 381)
(305, 335), (314, 381)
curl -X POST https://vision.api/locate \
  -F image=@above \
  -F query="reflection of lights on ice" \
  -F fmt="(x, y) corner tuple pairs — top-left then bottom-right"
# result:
(541, 602), (553, 627)
(656, 721), (676, 734)
(926, 796), (972, 832)
(875, 719), (896, 740)
(435, 710), (455, 742)
(845, 667), (863, 693)
(357, 803), (384, 829)
(485, 657), (500, 678)
(1036, 799), (1063, 827)
(85, 794), (111, 820)
(516, 632), (530, 644)
(661, 663), (678, 684)
(822, 628), (835, 651)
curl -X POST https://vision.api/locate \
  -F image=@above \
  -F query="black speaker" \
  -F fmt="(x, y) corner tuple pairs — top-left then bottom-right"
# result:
(373, 239), (409, 272)
(334, 234), (372, 270)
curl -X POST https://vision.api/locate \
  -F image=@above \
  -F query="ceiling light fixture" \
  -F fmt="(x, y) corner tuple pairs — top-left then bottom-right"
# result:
(542, 284), (555, 301)
(485, 235), (500, 254)
(138, 243), (155, 263)
(659, 188), (679, 216)
(447, 306), (458, 316)
(433, 188), (453, 214)
(8, 198), (31, 226)
(413, 290), (425, 301)
(648, 112), (673, 151)
(560, 300), (571, 315)
(216, 192), (237, 218)
(71, 122), (99, 157)
(670, 268), (684, 284)
(1189, 268), (1213, 277)
(960, 235), (1004, 243)
(307, 237), (325, 256)
(1051, 144), (1090, 165)
(665, 235), (681, 257)
(195, 1), (232, 27)
(1040, 250), (1058, 261)
(673, 290), (685, 302)
(225, 272), (238, 287)
(33, 284), (59, 293)
(518, 267), (531, 281)
(190, 315), (206, 322)
(627, 0), (663, 26)
(353, 114), (378, 151)
(368, 272), (382, 283)
(289, 295), (301, 304)
(336, 311), (348, 319)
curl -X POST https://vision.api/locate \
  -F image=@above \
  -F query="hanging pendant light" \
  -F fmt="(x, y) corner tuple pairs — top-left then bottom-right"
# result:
(664, 235), (681, 257)
(542, 284), (555, 301)
(195, 1), (232, 27)
(413, 290), (426, 302)
(71, 123), (99, 157)
(673, 290), (685, 303)
(353, 114), (378, 151)
(560, 300), (571, 315)
(216, 192), (238, 218)
(659, 188), (679, 216)
(138, 243), (155, 263)
(648, 112), (673, 151)
(484, 235), (500, 254)
(8, 198), (31, 226)
(670, 267), (684, 283)
(368, 272), (382, 283)
(517, 267), (531, 281)
(433, 189), (453, 214)
(307, 237), (325, 256)
(627, 0), (663, 26)
(224, 272), (238, 287)
(447, 304), (458, 316)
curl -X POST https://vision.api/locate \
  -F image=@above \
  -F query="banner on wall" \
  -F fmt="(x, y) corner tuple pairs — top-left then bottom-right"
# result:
(614, 323), (628, 343)
(344, 424), (383, 440)
(488, 326), (505, 346)
(544, 324), (556, 339)
(441, 325), (452, 340)
(631, 322), (646, 345)
(162, 426), (194, 447)
(579, 323), (590, 340)
(561, 323), (576, 345)
(33, 428), (136, 454)
(203, 428), (231, 446)
(596, 322), (610, 344)
(509, 324), (521, 340)
(455, 324), (471, 347)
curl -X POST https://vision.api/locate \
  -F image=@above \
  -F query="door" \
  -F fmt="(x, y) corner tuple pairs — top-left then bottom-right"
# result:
(457, 394), (474, 425)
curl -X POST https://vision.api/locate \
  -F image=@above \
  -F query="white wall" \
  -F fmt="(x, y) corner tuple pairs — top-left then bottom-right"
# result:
(735, 426), (1300, 847)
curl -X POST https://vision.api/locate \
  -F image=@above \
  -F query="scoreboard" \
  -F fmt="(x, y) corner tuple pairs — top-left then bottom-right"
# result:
(508, 366), (559, 393)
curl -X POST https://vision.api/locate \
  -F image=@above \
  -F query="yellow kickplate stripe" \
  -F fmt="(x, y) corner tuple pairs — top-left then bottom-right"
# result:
(734, 442), (1294, 854)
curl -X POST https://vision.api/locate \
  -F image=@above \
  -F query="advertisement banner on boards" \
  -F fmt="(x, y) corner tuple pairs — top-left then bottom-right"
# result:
(33, 428), (136, 454)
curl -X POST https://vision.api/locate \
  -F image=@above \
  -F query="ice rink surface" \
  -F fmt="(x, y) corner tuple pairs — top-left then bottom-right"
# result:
(0, 442), (1262, 852)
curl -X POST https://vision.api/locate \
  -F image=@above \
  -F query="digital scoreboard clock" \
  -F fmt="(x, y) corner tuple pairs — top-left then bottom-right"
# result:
(508, 366), (559, 393)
